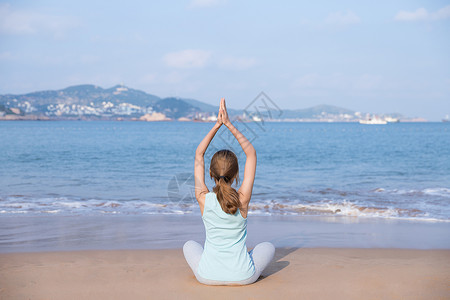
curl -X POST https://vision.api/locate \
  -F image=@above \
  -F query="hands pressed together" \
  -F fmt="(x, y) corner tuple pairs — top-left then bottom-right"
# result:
(216, 98), (231, 127)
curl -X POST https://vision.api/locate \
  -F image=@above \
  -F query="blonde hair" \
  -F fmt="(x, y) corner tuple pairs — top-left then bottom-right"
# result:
(210, 150), (240, 214)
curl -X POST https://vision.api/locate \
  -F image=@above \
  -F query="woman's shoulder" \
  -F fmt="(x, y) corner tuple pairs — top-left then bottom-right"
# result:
(205, 192), (215, 198)
(203, 192), (218, 205)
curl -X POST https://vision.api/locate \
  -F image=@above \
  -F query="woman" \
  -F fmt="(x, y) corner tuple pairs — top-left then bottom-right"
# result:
(183, 98), (275, 285)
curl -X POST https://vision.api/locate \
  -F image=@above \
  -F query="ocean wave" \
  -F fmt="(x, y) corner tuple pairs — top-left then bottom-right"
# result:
(387, 187), (450, 197)
(422, 188), (450, 197)
(308, 187), (450, 198)
(0, 196), (196, 216)
(0, 195), (449, 222)
(247, 200), (443, 221)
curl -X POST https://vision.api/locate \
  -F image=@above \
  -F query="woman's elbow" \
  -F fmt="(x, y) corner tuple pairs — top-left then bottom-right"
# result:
(195, 148), (204, 157)
(246, 147), (256, 158)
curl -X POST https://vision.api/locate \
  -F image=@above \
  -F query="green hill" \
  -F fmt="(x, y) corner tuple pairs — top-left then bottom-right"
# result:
(0, 84), (371, 121)
(0, 84), (161, 109)
(153, 98), (200, 119)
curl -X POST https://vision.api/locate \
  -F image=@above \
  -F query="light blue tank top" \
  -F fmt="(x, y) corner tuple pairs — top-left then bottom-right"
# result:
(197, 192), (255, 281)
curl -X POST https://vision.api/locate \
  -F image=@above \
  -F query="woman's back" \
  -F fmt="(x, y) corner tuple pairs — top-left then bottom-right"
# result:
(197, 192), (255, 281)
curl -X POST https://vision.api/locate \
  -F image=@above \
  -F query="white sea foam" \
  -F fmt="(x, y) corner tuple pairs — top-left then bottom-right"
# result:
(57, 201), (84, 208)
(0, 192), (449, 222)
(292, 202), (413, 218)
(389, 187), (450, 197)
(422, 188), (450, 197)
(248, 199), (449, 222)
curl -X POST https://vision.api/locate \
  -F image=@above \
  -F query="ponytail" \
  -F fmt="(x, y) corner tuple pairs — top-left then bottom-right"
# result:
(210, 149), (240, 214)
(213, 177), (240, 215)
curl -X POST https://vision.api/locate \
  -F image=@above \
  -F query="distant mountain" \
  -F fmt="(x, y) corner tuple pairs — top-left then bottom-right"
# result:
(0, 84), (408, 121)
(0, 85), (167, 118)
(0, 84), (160, 108)
(153, 98), (200, 119)
(182, 98), (217, 112)
(181, 98), (241, 115)
(0, 84), (246, 120)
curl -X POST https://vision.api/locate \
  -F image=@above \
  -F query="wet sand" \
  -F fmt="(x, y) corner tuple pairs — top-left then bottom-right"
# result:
(1, 248), (449, 300)
(1, 215), (449, 253)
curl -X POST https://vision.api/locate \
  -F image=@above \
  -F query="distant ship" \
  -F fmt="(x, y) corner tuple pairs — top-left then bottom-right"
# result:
(359, 118), (387, 125)
(252, 115), (262, 122)
(443, 115), (449, 122)
(384, 116), (399, 123)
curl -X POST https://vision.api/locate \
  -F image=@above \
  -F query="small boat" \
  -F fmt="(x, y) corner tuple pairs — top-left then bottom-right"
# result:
(443, 115), (449, 122)
(359, 118), (387, 125)
(384, 116), (399, 123)
(252, 115), (262, 122)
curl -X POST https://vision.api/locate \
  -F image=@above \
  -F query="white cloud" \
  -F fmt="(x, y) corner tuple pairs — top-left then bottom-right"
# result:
(434, 5), (450, 20)
(394, 5), (450, 21)
(325, 11), (361, 26)
(394, 8), (429, 21)
(189, 0), (225, 8)
(218, 56), (256, 70)
(0, 3), (79, 38)
(163, 49), (211, 69)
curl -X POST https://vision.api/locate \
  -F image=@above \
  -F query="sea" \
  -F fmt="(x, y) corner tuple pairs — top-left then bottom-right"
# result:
(1, 121), (449, 222)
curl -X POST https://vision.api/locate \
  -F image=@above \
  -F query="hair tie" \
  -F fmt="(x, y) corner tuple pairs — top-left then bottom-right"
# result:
(218, 176), (228, 182)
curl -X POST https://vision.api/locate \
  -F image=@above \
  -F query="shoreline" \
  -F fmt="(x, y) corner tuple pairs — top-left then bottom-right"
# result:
(0, 116), (438, 122)
(1, 248), (449, 299)
(1, 215), (449, 253)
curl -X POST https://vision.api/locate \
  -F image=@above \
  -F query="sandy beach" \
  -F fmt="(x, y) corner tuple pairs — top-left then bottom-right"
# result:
(1, 215), (449, 299)
(1, 248), (449, 299)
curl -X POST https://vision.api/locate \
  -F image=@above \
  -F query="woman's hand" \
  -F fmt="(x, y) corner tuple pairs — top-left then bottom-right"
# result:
(216, 99), (224, 127)
(220, 98), (231, 127)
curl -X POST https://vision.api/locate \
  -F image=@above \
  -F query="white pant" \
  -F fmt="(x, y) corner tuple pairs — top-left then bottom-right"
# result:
(183, 240), (275, 285)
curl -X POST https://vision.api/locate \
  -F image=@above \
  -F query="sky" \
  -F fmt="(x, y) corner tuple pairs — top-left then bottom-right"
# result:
(0, 0), (449, 120)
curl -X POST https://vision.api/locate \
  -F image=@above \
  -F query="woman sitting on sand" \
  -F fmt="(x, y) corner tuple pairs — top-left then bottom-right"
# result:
(183, 98), (275, 285)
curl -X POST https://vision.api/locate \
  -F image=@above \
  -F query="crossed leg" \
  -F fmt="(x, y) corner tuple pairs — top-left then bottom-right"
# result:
(183, 240), (275, 285)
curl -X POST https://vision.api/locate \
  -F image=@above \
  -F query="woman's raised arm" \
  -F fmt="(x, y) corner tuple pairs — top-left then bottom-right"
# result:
(194, 103), (223, 210)
(221, 99), (257, 205)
